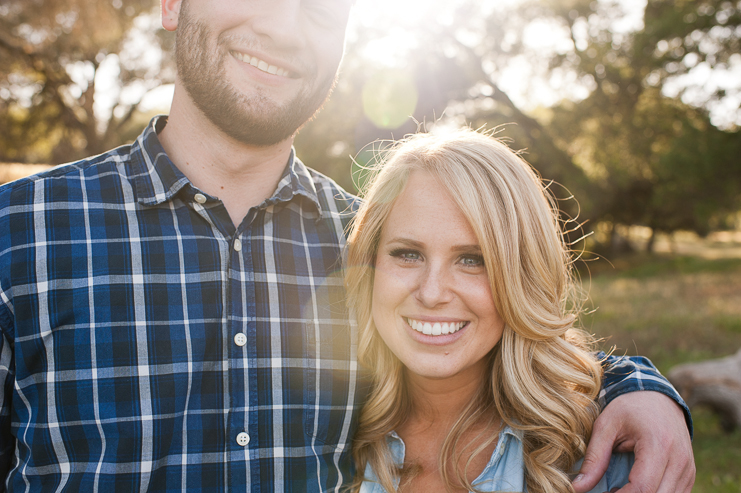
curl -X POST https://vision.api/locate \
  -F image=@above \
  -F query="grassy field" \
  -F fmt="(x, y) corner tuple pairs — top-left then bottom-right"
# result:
(580, 253), (741, 492)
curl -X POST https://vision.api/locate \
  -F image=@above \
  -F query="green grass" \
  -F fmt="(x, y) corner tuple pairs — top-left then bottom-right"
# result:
(692, 408), (741, 492)
(579, 254), (741, 491)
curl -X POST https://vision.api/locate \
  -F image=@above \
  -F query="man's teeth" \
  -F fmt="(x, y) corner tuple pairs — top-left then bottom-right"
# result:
(232, 52), (288, 77)
(406, 318), (466, 336)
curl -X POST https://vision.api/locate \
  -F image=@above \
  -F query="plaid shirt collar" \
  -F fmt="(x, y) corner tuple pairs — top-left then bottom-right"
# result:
(129, 115), (323, 214)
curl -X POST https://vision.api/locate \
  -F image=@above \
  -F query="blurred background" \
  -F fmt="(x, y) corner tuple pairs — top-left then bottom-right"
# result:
(1, 0), (740, 489)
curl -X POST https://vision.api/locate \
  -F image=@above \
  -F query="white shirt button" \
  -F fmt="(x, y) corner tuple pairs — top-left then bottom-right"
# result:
(194, 193), (207, 204)
(234, 333), (247, 347)
(233, 239), (242, 252)
(236, 432), (250, 446)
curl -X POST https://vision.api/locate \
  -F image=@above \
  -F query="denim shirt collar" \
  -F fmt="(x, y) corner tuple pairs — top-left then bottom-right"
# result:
(369, 425), (525, 491)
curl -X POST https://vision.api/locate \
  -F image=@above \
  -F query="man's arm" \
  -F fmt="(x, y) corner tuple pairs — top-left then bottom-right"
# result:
(598, 353), (692, 436)
(0, 327), (15, 484)
(573, 353), (695, 493)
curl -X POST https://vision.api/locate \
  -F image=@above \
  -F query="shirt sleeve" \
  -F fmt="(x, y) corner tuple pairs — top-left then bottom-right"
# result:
(598, 352), (693, 439)
(0, 327), (14, 483)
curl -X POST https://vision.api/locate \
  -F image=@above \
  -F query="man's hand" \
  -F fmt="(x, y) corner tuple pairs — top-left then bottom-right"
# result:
(572, 391), (695, 493)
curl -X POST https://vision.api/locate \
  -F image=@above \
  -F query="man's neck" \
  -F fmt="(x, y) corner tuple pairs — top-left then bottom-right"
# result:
(158, 89), (294, 228)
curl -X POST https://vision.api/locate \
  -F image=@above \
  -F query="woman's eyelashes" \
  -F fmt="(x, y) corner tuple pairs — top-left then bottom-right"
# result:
(388, 248), (421, 263)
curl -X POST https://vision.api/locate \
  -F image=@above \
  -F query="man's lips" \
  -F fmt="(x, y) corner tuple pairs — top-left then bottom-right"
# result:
(230, 51), (294, 78)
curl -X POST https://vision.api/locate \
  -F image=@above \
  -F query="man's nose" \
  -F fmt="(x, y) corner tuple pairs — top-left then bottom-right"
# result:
(251, 0), (306, 50)
(415, 265), (454, 308)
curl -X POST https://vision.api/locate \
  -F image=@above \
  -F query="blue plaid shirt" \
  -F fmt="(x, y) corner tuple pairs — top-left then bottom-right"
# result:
(0, 117), (689, 492)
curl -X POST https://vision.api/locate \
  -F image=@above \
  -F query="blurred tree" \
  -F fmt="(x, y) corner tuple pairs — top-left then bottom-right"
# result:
(0, 0), (172, 164)
(297, 0), (595, 217)
(643, 0), (741, 126)
(649, 110), (741, 239)
(541, 0), (741, 249)
(297, 0), (741, 249)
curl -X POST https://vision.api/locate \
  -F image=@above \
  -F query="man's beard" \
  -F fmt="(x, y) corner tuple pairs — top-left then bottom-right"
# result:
(174, 3), (337, 147)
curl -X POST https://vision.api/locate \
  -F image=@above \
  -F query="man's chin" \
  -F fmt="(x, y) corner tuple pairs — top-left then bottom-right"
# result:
(224, 121), (297, 147)
(203, 90), (332, 147)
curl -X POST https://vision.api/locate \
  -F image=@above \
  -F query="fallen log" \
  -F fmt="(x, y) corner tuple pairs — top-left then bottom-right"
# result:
(668, 348), (741, 433)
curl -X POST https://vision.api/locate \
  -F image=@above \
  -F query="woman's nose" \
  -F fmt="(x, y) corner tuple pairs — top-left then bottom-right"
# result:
(415, 265), (454, 308)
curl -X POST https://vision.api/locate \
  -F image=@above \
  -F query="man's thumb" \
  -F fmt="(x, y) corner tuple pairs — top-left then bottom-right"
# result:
(572, 428), (615, 493)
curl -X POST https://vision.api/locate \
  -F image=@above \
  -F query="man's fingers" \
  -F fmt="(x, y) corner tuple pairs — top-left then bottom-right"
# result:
(654, 444), (695, 493)
(650, 411), (695, 493)
(572, 416), (619, 493)
(677, 457), (697, 493)
(574, 392), (695, 493)
(611, 443), (665, 493)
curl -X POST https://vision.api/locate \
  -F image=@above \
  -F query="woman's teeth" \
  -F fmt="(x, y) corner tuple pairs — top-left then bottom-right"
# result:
(232, 52), (289, 77)
(406, 318), (466, 336)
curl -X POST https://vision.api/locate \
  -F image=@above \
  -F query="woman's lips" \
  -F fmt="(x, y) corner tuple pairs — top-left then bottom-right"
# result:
(404, 317), (468, 336)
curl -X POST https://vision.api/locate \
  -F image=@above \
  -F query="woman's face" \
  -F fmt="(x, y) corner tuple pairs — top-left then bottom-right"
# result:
(371, 170), (505, 384)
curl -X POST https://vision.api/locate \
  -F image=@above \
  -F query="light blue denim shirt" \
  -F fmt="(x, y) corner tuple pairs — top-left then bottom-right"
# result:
(360, 425), (634, 492)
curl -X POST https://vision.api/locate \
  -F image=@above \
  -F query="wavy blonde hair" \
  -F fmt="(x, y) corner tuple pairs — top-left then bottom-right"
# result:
(345, 129), (602, 493)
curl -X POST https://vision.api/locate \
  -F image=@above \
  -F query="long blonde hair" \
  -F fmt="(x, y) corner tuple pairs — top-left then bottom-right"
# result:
(345, 129), (602, 493)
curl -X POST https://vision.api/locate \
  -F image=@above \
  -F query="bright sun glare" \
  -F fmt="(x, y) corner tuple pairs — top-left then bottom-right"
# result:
(350, 0), (578, 115)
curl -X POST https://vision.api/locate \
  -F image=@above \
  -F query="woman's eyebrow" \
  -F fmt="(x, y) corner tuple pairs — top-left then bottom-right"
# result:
(451, 244), (482, 253)
(384, 237), (424, 248)
(385, 237), (481, 253)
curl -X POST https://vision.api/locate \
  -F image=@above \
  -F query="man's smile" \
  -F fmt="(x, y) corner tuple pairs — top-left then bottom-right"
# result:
(231, 50), (294, 78)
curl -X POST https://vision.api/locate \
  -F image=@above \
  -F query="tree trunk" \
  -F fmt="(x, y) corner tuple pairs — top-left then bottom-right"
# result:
(668, 349), (741, 433)
(646, 228), (656, 253)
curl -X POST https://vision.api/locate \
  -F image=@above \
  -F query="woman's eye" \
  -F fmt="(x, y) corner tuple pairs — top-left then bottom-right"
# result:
(389, 249), (421, 262)
(460, 255), (484, 267)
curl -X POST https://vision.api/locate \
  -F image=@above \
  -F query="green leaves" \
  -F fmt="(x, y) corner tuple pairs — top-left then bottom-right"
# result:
(0, 0), (170, 164)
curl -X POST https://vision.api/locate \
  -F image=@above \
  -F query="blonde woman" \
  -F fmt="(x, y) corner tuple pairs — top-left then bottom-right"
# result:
(345, 130), (633, 493)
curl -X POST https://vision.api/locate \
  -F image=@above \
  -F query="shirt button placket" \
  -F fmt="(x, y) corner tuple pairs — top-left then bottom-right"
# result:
(228, 228), (251, 471)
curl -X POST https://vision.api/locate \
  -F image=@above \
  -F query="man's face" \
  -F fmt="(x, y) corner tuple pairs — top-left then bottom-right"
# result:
(174, 0), (352, 147)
